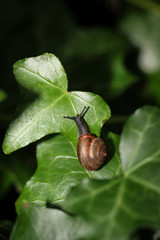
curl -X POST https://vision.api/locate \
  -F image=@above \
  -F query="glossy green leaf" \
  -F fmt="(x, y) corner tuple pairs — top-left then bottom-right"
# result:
(16, 132), (121, 213)
(120, 106), (160, 173)
(2, 53), (110, 154)
(10, 204), (92, 240)
(62, 106), (160, 240)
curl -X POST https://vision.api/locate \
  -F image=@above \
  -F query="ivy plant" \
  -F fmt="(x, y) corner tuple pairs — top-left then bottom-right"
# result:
(2, 53), (160, 240)
(2, 53), (110, 153)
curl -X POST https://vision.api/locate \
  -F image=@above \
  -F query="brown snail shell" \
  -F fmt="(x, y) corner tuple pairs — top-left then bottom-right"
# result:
(64, 107), (107, 171)
(77, 133), (107, 171)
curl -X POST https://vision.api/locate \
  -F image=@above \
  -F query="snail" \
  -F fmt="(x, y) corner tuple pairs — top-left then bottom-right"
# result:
(64, 107), (107, 171)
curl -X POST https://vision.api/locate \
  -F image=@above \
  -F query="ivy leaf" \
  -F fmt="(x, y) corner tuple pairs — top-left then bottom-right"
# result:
(16, 132), (121, 213)
(10, 204), (92, 240)
(62, 106), (160, 240)
(120, 105), (160, 173)
(2, 53), (110, 154)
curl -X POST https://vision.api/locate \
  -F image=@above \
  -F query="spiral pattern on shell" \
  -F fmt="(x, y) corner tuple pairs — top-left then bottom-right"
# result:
(77, 134), (107, 171)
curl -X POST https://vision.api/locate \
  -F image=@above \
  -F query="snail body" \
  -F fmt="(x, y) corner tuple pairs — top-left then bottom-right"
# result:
(64, 107), (107, 171)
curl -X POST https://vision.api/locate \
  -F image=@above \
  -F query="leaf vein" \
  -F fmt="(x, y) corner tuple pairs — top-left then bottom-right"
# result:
(6, 94), (65, 150)
(129, 175), (160, 194)
(18, 66), (64, 91)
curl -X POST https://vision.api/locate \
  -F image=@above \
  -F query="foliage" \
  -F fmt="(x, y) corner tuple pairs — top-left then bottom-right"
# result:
(2, 53), (160, 240)
(2, 53), (110, 154)
(1, 0), (160, 240)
